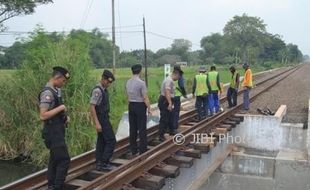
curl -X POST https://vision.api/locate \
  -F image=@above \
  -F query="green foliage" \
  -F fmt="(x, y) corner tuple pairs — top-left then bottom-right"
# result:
(0, 0), (53, 31)
(223, 13), (268, 63)
(200, 13), (303, 65)
(170, 39), (192, 62)
(201, 33), (232, 64)
(118, 51), (139, 68)
(69, 29), (116, 68)
(155, 54), (181, 66)
(0, 41), (27, 69)
(0, 29), (96, 166)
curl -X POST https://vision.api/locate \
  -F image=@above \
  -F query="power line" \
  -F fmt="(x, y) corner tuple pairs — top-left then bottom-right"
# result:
(0, 30), (142, 35)
(117, 0), (123, 50)
(146, 31), (201, 47)
(1, 29), (201, 48)
(80, 0), (96, 29)
(0, 24), (143, 35)
(146, 31), (174, 40)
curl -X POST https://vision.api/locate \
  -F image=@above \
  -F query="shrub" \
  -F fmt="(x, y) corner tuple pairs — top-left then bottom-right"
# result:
(0, 30), (96, 166)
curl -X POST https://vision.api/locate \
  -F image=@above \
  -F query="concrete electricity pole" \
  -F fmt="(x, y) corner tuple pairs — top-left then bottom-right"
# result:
(143, 17), (148, 87)
(112, 0), (116, 75)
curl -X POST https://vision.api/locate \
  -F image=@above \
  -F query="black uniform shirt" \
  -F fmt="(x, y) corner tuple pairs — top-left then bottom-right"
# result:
(39, 83), (61, 110)
(90, 83), (106, 106)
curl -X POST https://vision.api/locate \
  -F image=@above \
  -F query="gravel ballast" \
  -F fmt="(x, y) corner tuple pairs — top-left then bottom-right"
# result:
(248, 64), (310, 125)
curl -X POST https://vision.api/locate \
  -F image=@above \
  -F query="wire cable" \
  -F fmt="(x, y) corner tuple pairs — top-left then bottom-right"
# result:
(80, 0), (95, 29)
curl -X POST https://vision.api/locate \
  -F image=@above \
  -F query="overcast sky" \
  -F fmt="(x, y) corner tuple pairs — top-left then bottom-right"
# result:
(1, 0), (309, 55)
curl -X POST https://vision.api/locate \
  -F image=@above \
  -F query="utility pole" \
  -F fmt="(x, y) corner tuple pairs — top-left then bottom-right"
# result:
(112, 0), (116, 75)
(143, 17), (148, 87)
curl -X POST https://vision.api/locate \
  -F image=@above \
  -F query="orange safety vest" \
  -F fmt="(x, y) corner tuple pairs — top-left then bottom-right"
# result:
(242, 69), (253, 88)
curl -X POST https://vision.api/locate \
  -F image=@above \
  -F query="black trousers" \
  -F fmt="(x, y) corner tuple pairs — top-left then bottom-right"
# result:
(158, 96), (174, 137)
(195, 96), (208, 120)
(47, 146), (70, 190)
(227, 87), (238, 107)
(96, 119), (116, 164)
(172, 97), (181, 130)
(128, 102), (147, 154)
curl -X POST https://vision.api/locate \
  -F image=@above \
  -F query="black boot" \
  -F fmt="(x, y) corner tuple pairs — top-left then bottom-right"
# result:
(96, 161), (103, 171)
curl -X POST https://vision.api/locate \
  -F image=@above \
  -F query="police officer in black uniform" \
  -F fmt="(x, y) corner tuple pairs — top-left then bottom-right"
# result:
(39, 66), (71, 190)
(90, 70), (116, 171)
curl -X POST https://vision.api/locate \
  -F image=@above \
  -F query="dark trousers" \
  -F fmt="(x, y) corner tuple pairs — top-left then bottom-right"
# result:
(47, 146), (70, 190)
(158, 96), (174, 137)
(243, 87), (251, 110)
(195, 96), (208, 120)
(227, 87), (238, 107)
(128, 102), (147, 155)
(96, 119), (116, 164)
(172, 96), (181, 130)
(208, 92), (220, 114)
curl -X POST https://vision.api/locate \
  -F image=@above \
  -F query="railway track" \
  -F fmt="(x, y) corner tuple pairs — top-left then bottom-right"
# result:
(0, 66), (301, 190)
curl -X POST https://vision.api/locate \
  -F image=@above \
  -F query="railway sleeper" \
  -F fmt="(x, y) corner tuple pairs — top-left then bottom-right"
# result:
(178, 148), (201, 159)
(111, 158), (131, 165)
(164, 155), (194, 168)
(132, 172), (165, 190)
(221, 120), (237, 128)
(76, 169), (107, 182)
(149, 162), (180, 178)
(192, 142), (210, 153)
(185, 121), (199, 126)
(148, 139), (162, 146)
(216, 124), (232, 131)
(233, 115), (244, 122)
(65, 179), (90, 189)
(227, 117), (241, 124)
(121, 183), (144, 190)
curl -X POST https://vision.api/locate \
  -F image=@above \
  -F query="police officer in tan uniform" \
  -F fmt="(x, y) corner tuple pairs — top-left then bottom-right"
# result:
(126, 64), (151, 156)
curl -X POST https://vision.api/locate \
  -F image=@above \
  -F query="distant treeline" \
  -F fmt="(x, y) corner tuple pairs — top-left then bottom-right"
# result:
(0, 13), (304, 69)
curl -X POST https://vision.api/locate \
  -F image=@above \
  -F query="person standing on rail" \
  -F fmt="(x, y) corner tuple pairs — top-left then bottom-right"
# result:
(227, 66), (240, 108)
(172, 65), (187, 130)
(38, 66), (71, 190)
(90, 70), (116, 171)
(158, 69), (181, 142)
(207, 66), (222, 115)
(241, 63), (253, 112)
(192, 66), (208, 121)
(125, 64), (152, 156)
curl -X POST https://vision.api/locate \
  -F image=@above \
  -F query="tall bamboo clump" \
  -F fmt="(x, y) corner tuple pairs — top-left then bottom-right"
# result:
(0, 30), (96, 166)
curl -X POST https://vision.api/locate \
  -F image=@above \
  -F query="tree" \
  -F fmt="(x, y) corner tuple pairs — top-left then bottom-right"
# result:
(155, 54), (181, 66)
(224, 13), (268, 63)
(188, 50), (203, 65)
(260, 34), (286, 62)
(286, 43), (303, 63)
(155, 48), (170, 59)
(2, 41), (28, 68)
(200, 33), (232, 64)
(170, 39), (192, 62)
(69, 29), (116, 68)
(118, 51), (139, 67)
(131, 49), (156, 66)
(0, 0), (53, 31)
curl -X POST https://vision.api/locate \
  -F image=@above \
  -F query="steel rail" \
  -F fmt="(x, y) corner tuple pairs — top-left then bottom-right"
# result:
(80, 66), (300, 190)
(93, 65), (300, 190)
(0, 66), (295, 190)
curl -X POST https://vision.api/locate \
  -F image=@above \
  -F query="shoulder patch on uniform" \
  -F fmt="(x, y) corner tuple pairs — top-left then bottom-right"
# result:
(95, 93), (99, 97)
(45, 95), (51, 100)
